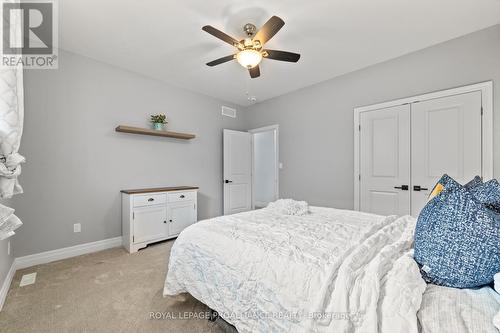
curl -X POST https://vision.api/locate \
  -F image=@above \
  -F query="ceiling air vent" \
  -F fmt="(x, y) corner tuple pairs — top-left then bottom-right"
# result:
(221, 106), (236, 118)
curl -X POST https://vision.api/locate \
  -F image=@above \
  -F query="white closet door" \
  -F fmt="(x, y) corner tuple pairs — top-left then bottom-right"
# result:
(360, 104), (411, 216)
(411, 91), (482, 216)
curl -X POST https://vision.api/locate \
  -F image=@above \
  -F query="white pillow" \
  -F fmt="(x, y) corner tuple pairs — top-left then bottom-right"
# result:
(495, 273), (500, 294)
(495, 273), (500, 330)
(266, 199), (309, 216)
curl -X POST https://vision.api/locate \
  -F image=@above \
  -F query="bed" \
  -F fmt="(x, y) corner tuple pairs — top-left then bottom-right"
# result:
(163, 205), (500, 333)
(418, 284), (500, 333)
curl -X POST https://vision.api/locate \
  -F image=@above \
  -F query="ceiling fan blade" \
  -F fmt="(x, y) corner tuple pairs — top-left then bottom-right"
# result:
(206, 55), (236, 67)
(253, 16), (285, 45)
(249, 66), (260, 78)
(264, 50), (300, 62)
(202, 25), (240, 47)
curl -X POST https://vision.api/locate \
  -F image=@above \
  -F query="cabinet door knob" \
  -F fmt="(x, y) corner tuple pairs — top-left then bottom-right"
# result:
(163, 221), (166, 224)
(169, 219), (173, 223)
(148, 198), (154, 202)
(180, 195), (185, 198)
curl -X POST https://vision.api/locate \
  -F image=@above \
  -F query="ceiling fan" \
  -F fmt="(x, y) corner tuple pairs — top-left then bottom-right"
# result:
(202, 16), (300, 78)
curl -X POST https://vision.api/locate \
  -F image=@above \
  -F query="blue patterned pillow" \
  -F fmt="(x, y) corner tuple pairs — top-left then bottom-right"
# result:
(437, 174), (461, 189)
(468, 179), (500, 213)
(464, 176), (483, 190)
(427, 174), (462, 201)
(414, 175), (500, 288)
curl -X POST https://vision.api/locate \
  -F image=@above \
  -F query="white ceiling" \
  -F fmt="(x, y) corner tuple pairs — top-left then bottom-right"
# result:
(60, 0), (500, 106)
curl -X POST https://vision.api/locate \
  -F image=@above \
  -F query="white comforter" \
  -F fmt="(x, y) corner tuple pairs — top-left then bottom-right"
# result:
(164, 207), (426, 333)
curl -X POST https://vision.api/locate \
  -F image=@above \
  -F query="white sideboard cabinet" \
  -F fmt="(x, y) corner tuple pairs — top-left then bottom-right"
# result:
(121, 186), (198, 253)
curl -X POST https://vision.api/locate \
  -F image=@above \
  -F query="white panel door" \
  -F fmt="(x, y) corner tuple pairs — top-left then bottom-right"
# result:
(223, 129), (252, 215)
(411, 91), (482, 216)
(360, 104), (410, 216)
(168, 201), (196, 236)
(133, 205), (167, 244)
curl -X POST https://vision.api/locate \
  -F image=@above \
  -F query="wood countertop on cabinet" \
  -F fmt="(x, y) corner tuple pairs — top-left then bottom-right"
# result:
(120, 186), (199, 194)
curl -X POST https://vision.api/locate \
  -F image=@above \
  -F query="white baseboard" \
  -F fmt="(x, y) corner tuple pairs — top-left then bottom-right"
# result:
(14, 237), (123, 270)
(0, 260), (16, 311)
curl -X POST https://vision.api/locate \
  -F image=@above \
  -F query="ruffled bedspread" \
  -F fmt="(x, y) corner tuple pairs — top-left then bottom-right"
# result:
(164, 207), (426, 333)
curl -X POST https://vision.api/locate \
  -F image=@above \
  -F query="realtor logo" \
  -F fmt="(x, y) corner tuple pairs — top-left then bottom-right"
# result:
(1, 0), (58, 69)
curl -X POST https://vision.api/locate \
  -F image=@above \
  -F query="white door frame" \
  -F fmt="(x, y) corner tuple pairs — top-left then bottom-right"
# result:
(248, 125), (280, 209)
(353, 81), (494, 211)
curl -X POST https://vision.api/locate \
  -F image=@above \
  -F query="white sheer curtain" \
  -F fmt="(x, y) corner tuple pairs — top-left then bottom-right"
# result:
(0, 1), (24, 240)
(0, 67), (24, 198)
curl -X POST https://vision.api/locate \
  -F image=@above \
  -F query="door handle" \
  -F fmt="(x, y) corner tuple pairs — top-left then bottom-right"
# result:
(413, 185), (429, 191)
(169, 219), (173, 223)
(394, 185), (409, 191)
(180, 195), (185, 198)
(148, 198), (154, 202)
(225, 180), (233, 184)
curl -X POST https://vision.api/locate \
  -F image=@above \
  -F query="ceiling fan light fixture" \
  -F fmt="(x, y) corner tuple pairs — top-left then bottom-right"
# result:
(203, 16), (299, 78)
(236, 49), (262, 69)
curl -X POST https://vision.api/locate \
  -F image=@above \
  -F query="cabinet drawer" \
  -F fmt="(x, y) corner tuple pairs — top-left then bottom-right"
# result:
(167, 191), (195, 203)
(133, 194), (166, 207)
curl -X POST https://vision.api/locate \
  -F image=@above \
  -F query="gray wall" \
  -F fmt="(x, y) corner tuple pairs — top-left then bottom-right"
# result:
(243, 24), (500, 209)
(12, 50), (245, 257)
(0, 199), (14, 290)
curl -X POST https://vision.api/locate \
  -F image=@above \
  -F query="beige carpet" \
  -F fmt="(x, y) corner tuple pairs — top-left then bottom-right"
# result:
(0, 240), (223, 333)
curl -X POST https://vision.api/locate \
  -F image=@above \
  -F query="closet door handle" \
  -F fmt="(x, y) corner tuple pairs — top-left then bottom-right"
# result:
(394, 185), (409, 191)
(413, 185), (428, 191)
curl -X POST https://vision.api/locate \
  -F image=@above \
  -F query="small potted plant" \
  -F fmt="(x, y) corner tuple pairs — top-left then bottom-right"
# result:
(150, 113), (168, 130)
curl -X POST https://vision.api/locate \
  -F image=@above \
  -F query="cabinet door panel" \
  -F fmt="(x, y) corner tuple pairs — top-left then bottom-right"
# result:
(168, 202), (196, 236)
(133, 205), (167, 244)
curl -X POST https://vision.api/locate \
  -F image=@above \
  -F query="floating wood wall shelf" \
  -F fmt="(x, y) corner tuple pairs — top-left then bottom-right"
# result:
(115, 125), (196, 140)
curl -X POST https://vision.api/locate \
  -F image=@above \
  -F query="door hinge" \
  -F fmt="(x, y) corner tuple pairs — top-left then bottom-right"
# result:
(133, 236), (134, 243)
(481, 106), (483, 116)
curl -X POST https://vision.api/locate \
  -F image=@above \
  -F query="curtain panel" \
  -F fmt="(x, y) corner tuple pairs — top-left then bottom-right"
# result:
(0, 0), (24, 239)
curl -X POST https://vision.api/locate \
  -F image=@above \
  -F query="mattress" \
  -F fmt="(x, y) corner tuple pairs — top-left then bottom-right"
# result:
(164, 207), (426, 333)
